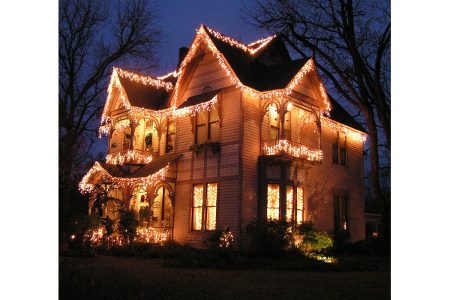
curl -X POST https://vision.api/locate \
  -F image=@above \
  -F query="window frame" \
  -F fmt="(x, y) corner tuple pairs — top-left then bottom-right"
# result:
(193, 102), (221, 145)
(266, 183), (305, 223)
(333, 194), (349, 232)
(332, 130), (347, 166)
(192, 182), (218, 231)
(268, 105), (292, 141)
(166, 118), (176, 153)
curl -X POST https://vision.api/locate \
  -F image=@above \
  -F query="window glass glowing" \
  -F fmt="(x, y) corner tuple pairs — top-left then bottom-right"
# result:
(267, 184), (280, 220)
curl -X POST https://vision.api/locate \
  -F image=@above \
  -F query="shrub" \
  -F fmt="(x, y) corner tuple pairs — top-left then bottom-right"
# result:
(246, 219), (294, 256)
(203, 226), (234, 251)
(117, 209), (140, 242)
(295, 221), (333, 254)
(138, 206), (152, 222)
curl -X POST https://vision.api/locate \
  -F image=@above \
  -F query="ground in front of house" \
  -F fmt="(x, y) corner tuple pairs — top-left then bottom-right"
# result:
(59, 256), (390, 300)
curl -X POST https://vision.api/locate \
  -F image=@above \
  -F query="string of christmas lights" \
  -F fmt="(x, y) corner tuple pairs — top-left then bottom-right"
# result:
(263, 140), (324, 162)
(106, 150), (153, 165)
(321, 117), (367, 143)
(79, 162), (170, 193)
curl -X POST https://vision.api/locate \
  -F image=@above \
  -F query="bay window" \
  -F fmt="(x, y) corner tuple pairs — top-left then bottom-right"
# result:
(267, 184), (304, 223)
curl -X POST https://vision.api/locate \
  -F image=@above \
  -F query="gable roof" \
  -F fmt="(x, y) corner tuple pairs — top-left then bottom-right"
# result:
(203, 26), (310, 92)
(118, 72), (172, 110)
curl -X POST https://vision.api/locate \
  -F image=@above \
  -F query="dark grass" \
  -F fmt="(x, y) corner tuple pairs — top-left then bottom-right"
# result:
(60, 241), (390, 299)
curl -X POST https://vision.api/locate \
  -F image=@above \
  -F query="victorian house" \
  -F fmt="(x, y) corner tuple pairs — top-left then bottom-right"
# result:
(79, 25), (367, 248)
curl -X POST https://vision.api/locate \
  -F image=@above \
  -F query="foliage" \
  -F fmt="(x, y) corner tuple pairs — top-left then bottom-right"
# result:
(59, 0), (163, 245)
(203, 226), (234, 251)
(205, 140), (221, 155)
(138, 206), (153, 222)
(145, 133), (153, 147)
(189, 140), (221, 156)
(295, 221), (333, 254)
(246, 219), (294, 256)
(332, 229), (351, 253)
(117, 209), (140, 241)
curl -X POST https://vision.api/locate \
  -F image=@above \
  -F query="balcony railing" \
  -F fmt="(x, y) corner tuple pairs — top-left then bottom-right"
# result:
(262, 140), (323, 163)
(106, 149), (153, 165)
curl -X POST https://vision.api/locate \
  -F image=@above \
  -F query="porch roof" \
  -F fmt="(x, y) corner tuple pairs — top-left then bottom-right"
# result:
(99, 153), (182, 179)
(177, 89), (222, 109)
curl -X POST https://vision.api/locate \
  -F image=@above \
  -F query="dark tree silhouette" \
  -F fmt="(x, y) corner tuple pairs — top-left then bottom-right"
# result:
(59, 0), (163, 242)
(243, 0), (390, 226)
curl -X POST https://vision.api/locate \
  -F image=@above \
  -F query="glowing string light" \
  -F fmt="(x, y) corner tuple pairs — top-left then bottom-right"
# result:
(79, 162), (169, 193)
(263, 140), (323, 162)
(321, 117), (367, 143)
(106, 150), (153, 165)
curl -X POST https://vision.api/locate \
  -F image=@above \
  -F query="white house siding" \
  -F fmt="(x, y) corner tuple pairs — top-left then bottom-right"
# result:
(181, 51), (232, 102)
(293, 77), (318, 101)
(305, 124), (365, 242)
(241, 92), (262, 248)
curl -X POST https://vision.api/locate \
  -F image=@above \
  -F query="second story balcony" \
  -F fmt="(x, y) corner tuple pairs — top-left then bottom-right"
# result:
(106, 149), (153, 165)
(261, 140), (323, 163)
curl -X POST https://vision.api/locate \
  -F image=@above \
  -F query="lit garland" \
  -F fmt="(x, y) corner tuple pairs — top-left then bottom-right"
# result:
(321, 117), (367, 143)
(263, 140), (323, 162)
(84, 228), (103, 244)
(113, 118), (130, 133)
(106, 150), (153, 165)
(135, 228), (169, 244)
(100, 25), (331, 136)
(172, 25), (331, 111)
(79, 162), (169, 193)
(116, 68), (173, 92)
(205, 26), (276, 55)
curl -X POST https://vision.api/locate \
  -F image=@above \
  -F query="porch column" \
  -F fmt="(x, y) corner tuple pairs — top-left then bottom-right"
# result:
(130, 119), (136, 151)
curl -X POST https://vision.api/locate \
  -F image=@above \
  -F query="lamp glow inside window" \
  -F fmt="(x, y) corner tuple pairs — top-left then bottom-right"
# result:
(267, 184), (280, 220)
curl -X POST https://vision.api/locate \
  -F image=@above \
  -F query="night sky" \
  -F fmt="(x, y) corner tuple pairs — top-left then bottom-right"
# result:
(155, 0), (268, 75)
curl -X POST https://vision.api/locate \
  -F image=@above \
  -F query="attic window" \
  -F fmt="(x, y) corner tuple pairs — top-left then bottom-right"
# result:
(202, 86), (212, 93)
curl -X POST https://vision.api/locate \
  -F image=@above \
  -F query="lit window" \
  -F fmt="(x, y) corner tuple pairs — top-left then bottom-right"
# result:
(192, 184), (203, 230)
(268, 105), (291, 141)
(332, 130), (346, 165)
(206, 183), (217, 230)
(267, 184), (280, 220)
(269, 105), (279, 140)
(296, 187), (304, 224)
(194, 103), (220, 144)
(192, 183), (218, 231)
(167, 119), (176, 152)
(333, 195), (348, 231)
(284, 111), (291, 141)
(286, 185), (294, 222)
